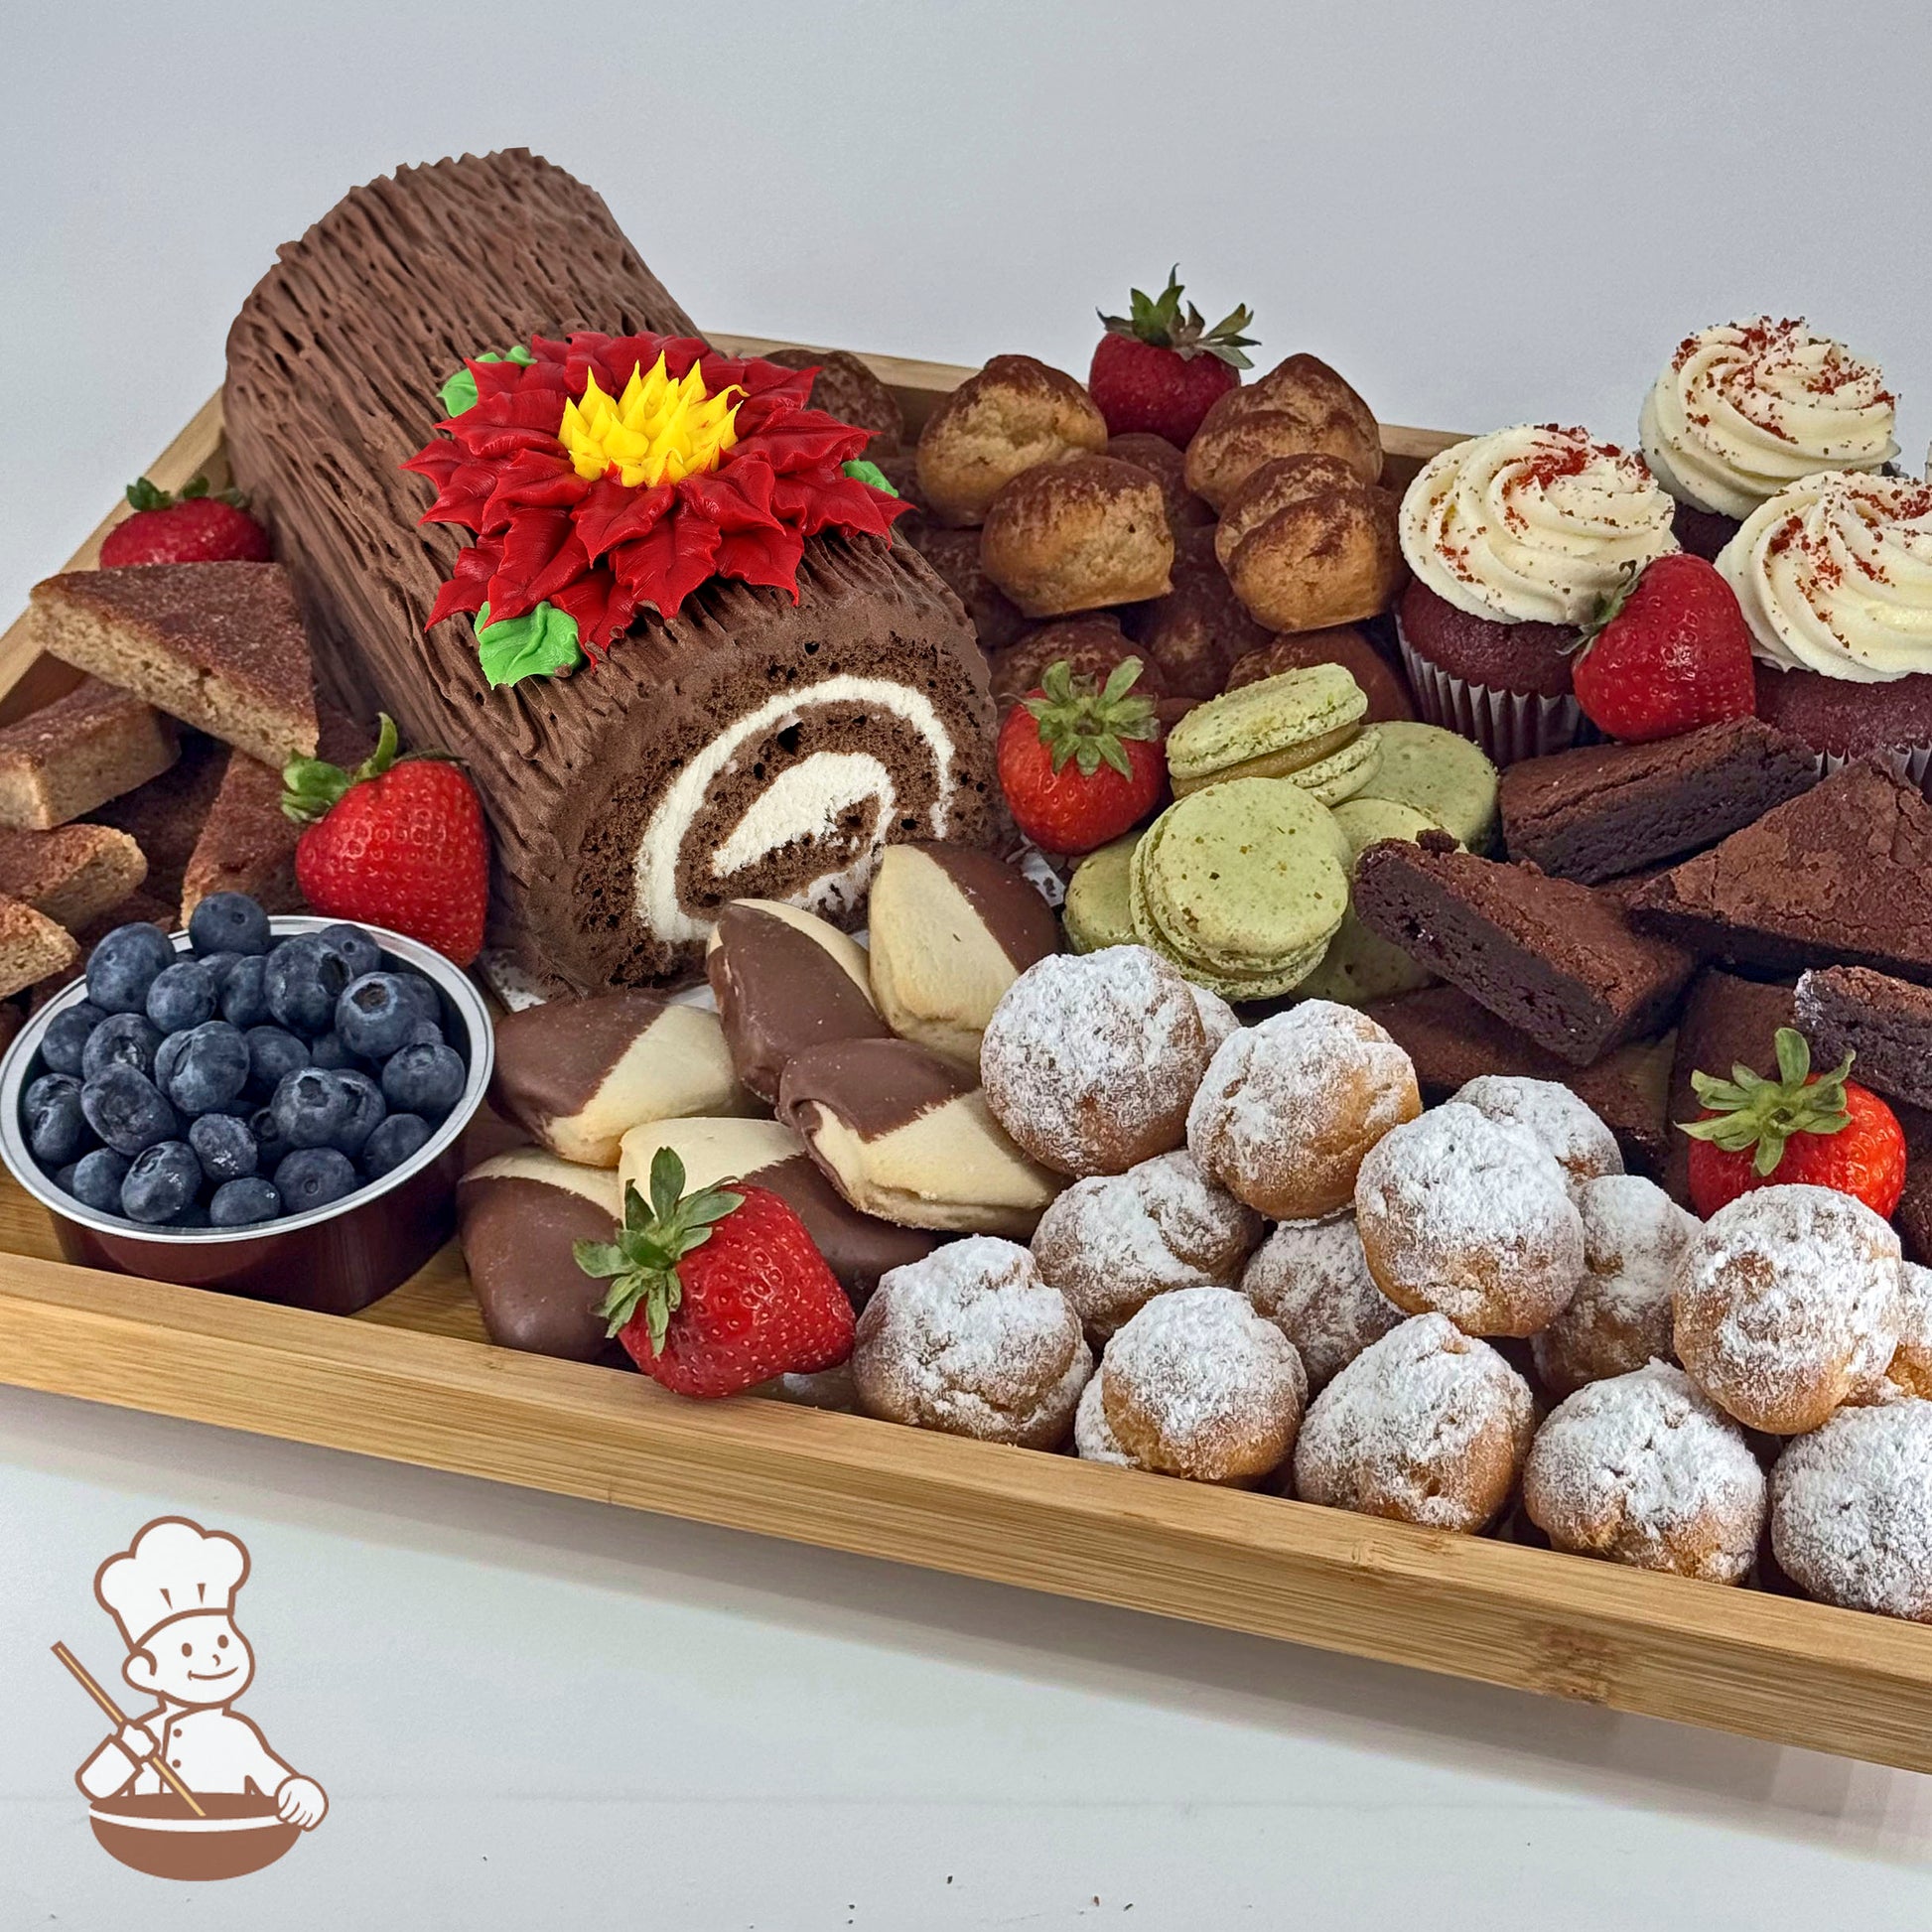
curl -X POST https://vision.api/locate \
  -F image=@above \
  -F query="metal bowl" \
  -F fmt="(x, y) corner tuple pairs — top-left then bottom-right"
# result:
(88, 1793), (301, 1881)
(0, 915), (493, 1316)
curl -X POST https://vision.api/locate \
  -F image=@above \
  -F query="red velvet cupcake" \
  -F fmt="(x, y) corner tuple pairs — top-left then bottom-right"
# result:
(1395, 424), (1679, 763)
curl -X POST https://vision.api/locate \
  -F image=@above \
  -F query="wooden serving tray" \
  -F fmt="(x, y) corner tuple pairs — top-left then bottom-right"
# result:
(6, 345), (1931, 1776)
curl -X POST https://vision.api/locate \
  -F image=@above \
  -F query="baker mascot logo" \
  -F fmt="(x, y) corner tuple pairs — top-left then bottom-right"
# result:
(57, 1517), (327, 1881)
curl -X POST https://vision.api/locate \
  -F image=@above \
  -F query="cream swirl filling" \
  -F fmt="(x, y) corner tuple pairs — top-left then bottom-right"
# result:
(1398, 424), (1678, 626)
(1640, 318), (1898, 521)
(1716, 472), (1932, 684)
(633, 676), (958, 944)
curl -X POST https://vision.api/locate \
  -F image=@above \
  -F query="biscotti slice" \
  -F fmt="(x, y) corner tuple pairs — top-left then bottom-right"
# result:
(0, 678), (179, 830)
(1629, 762), (1932, 983)
(0, 893), (79, 998)
(29, 561), (319, 768)
(0, 823), (147, 929)
(1795, 965), (1932, 1114)
(1499, 717), (1819, 885)
(1351, 834), (1696, 1066)
(1362, 983), (1675, 1176)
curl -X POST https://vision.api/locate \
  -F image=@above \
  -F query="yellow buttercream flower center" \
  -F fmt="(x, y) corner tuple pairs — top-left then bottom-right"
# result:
(558, 355), (743, 488)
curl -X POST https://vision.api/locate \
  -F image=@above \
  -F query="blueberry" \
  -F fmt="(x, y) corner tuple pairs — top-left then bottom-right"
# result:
(273, 1146), (358, 1213)
(146, 960), (216, 1034)
(244, 1025), (309, 1096)
(209, 1175), (282, 1227)
(335, 973), (417, 1059)
(153, 1030), (190, 1097)
(332, 1069), (386, 1157)
(188, 1111), (258, 1183)
(53, 1161), (79, 1195)
(41, 1002), (105, 1076)
(196, 950), (243, 996)
(85, 922), (176, 1016)
(175, 1199), (211, 1229)
(360, 1111), (431, 1179)
(379, 1041), (466, 1119)
(264, 935), (351, 1035)
(270, 1067), (353, 1149)
(120, 1140), (203, 1224)
(319, 922), (384, 980)
(220, 954), (270, 1029)
(25, 1073), (90, 1166)
(189, 892), (271, 958)
(81, 1012), (163, 1082)
(249, 1105), (292, 1173)
(69, 1148), (132, 1214)
(80, 1064), (177, 1156)
(406, 1020), (446, 1049)
(308, 1030), (363, 1071)
(395, 973), (444, 1032)
(162, 1022), (250, 1116)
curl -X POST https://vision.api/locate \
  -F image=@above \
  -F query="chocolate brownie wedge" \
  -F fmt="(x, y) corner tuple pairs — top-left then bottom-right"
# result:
(1363, 983), (1675, 1174)
(1795, 966), (1932, 1113)
(29, 561), (318, 768)
(1500, 718), (1817, 884)
(1629, 762), (1932, 983)
(1351, 835), (1695, 1065)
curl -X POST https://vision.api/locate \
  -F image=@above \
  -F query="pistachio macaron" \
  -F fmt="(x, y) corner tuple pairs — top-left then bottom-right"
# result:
(1165, 664), (1381, 807)
(1062, 832), (1142, 954)
(1297, 797), (1454, 1006)
(1130, 777), (1350, 1000)
(1348, 721), (1499, 853)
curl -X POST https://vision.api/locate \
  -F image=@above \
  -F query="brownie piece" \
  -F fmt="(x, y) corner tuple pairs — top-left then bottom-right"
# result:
(1351, 835), (1696, 1066)
(1500, 718), (1818, 885)
(90, 732), (229, 910)
(1795, 965), (1932, 1113)
(1629, 762), (1932, 983)
(1661, 970), (1799, 1205)
(1363, 983), (1675, 1175)
(1899, 1165), (1932, 1267)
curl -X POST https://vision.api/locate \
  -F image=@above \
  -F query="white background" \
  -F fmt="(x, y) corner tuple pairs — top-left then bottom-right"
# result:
(4, 2), (1932, 1924)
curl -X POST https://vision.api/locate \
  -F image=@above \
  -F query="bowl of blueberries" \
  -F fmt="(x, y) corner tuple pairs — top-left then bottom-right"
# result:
(0, 892), (493, 1315)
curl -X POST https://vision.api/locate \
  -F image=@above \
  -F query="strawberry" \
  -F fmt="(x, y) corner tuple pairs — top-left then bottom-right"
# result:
(282, 713), (490, 966)
(1681, 1026), (1907, 1220)
(997, 657), (1165, 855)
(1088, 268), (1257, 446)
(575, 1148), (855, 1399)
(1571, 552), (1756, 744)
(99, 476), (272, 567)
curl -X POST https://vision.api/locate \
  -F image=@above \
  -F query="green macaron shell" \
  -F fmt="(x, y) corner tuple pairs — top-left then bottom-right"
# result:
(1062, 833), (1142, 953)
(1130, 778), (1349, 986)
(1297, 797), (1452, 1006)
(1349, 721), (1499, 853)
(1288, 724), (1383, 807)
(1164, 664), (1368, 785)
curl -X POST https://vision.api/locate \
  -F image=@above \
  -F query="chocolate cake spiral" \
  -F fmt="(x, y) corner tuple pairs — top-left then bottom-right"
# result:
(223, 150), (997, 992)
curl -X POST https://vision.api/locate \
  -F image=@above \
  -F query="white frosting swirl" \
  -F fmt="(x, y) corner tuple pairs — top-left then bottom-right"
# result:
(1717, 471), (1932, 683)
(1640, 318), (1898, 520)
(1398, 424), (1679, 626)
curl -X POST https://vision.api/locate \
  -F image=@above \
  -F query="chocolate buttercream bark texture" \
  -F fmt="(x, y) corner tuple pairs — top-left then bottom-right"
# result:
(223, 149), (997, 995)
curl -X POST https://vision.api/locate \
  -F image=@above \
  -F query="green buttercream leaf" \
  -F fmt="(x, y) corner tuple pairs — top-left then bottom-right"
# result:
(438, 345), (535, 418)
(842, 459), (897, 496)
(475, 600), (586, 689)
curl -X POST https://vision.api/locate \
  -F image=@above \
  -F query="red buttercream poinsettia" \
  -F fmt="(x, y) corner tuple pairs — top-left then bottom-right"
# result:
(402, 332), (908, 660)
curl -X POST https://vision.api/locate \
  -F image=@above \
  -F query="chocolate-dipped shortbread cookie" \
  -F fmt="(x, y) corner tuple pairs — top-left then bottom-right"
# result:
(616, 1115), (936, 1303)
(866, 843), (1058, 1067)
(489, 991), (753, 1167)
(706, 899), (894, 1102)
(458, 1149), (626, 1362)
(777, 1037), (1063, 1238)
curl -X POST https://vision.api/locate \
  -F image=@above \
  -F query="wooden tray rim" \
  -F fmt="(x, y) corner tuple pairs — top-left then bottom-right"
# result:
(4, 349), (1929, 1780)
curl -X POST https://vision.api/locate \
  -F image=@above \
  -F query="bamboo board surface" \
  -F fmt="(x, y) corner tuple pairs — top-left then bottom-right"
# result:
(6, 349), (1931, 1777)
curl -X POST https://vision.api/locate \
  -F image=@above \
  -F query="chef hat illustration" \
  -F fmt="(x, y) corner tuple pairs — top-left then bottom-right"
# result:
(95, 1517), (251, 1651)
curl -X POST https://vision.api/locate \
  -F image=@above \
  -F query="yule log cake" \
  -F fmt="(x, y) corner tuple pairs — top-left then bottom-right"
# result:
(222, 149), (997, 993)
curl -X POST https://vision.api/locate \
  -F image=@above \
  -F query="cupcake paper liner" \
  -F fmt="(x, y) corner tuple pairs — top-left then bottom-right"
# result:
(1810, 741), (1932, 792)
(1396, 619), (1591, 767)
